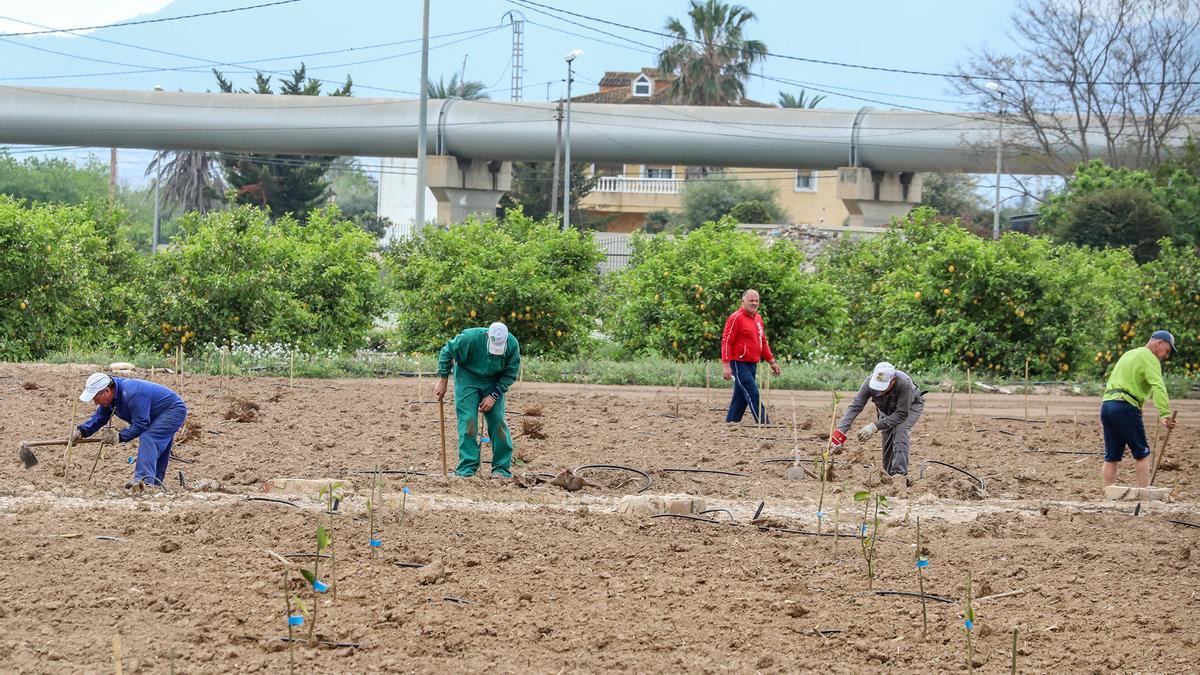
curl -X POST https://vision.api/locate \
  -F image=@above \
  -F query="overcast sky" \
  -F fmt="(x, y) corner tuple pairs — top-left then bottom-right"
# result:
(0, 0), (1022, 185)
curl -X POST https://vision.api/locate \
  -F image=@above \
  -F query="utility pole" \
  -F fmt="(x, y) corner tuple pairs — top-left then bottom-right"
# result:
(151, 85), (163, 253)
(550, 101), (562, 217)
(414, 0), (430, 229)
(108, 148), (117, 198)
(562, 49), (581, 230)
(985, 82), (1004, 240)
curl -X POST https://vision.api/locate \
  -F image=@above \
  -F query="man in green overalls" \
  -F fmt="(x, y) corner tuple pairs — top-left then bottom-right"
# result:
(434, 321), (521, 478)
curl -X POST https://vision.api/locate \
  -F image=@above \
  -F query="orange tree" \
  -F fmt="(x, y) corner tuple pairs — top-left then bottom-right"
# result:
(602, 218), (845, 360)
(386, 209), (604, 357)
(1132, 239), (1200, 379)
(0, 197), (143, 359)
(137, 205), (385, 352)
(819, 208), (1139, 379)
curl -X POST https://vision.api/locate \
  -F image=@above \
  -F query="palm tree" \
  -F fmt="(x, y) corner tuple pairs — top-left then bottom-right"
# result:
(778, 90), (826, 108)
(426, 74), (490, 100)
(146, 150), (226, 216)
(657, 0), (767, 106)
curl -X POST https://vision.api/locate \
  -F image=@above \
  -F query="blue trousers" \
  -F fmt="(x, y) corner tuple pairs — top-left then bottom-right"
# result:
(726, 361), (769, 424)
(132, 404), (188, 486)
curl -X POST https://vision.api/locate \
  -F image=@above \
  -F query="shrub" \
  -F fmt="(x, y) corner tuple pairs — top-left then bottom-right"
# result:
(138, 205), (385, 352)
(727, 200), (774, 225)
(678, 177), (784, 230)
(819, 207), (1140, 378)
(0, 197), (143, 359)
(1134, 239), (1200, 379)
(644, 209), (672, 233)
(1054, 186), (1173, 263)
(387, 209), (604, 357)
(604, 218), (846, 361)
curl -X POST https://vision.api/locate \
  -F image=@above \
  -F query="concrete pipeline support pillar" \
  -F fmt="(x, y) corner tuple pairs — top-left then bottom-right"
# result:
(424, 156), (513, 225)
(836, 167), (923, 227)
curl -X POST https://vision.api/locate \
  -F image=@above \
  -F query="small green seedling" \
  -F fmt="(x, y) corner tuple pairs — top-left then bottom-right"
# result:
(964, 569), (977, 673)
(368, 465), (382, 558)
(853, 490), (889, 589)
(317, 482), (343, 601)
(302, 526), (333, 644)
(915, 516), (929, 637)
(817, 391), (843, 530)
(830, 481), (847, 555)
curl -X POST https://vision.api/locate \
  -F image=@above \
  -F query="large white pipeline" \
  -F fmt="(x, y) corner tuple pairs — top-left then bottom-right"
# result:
(0, 86), (1192, 174)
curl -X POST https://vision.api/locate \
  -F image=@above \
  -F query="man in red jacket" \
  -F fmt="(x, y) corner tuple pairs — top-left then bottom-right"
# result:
(721, 289), (781, 423)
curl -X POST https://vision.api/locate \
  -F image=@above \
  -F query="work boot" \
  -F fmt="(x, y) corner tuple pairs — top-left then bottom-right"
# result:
(489, 471), (512, 480)
(124, 479), (145, 496)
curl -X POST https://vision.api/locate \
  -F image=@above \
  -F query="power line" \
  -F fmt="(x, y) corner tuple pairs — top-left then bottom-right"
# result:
(508, 0), (1200, 87)
(0, 0), (303, 37)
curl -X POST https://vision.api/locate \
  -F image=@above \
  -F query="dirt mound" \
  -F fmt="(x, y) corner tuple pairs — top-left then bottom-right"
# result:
(175, 418), (203, 444)
(519, 417), (546, 439)
(223, 397), (261, 423)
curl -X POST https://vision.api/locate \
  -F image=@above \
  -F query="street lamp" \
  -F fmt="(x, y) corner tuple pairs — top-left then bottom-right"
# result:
(562, 48), (582, 230)
(985, 81), (1004, 240)
(152, 84), (164, 253)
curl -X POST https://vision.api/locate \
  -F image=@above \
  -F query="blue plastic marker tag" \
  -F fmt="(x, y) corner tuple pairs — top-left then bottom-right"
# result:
(313, 581), (328, 593)
(369, 539), (382, 547)
(480, 436), (490, 443)
(917, 559), (929, 569)
(402, 487), (410, 494)
(288, 615), (304, 626)
(126, 456), (135, 464)
(815, 511), (827, 519)
(965, 619), (974, 630)
(860, 525), (868, 536)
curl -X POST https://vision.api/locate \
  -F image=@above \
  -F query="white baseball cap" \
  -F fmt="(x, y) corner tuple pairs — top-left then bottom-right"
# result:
(487, 322), (509, 356)
(868, 362), (896, 392)
(80, 372), (113, 402)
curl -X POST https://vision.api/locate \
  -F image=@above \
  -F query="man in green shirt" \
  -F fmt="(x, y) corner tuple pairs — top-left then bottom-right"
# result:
(434, 322), (521, 478)
(1100, 330), (1178, 487)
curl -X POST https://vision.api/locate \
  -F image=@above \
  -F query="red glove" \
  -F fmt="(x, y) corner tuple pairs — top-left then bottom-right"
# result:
(830, 429), (846, 448)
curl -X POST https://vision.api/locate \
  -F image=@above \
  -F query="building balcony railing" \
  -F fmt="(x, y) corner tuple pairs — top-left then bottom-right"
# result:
(594, 176), (684, 194)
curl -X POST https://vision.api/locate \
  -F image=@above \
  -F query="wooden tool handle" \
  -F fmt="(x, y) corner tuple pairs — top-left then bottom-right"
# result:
(1149, 411), (1179, 486)
(438, 399), (448, 477)
(21, 438), (102, 448)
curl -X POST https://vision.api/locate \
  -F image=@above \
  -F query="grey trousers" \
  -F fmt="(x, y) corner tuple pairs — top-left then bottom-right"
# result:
(880, 405), (923, 476)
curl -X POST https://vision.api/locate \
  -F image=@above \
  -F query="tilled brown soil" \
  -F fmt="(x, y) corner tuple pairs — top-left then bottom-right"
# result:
(1, 362), (1198, 673)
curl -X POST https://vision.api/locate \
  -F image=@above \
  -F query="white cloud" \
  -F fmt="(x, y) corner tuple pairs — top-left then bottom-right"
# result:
(0, 1), (176, 37)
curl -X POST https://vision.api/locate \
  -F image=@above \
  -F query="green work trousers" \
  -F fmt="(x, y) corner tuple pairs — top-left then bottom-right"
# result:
(453, 375), (514, 477)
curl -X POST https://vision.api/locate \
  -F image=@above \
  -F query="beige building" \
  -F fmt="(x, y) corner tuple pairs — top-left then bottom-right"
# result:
(573, 69), (851, 233)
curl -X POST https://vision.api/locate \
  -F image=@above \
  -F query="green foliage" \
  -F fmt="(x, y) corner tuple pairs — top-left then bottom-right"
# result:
(727, 199), (774, 224)
(499, 162), (599, 224)
(0, 152), (108, 205)
(387, 209), (604, 357)
(137, 205), (385, 352)
(658, 0), (767, 105)
(644, 209), (672, 233)
(604, 218), (846, 360)
(917, 173), (991, 229)
(1041, 159), (1200, 251)
(426, 74), (490, 100)
(0, 197), (143, 359)
(819, 207), (1140, 378)
(1136, 240), (1200, 378)
(777, 90), (826, 108)
(214, 64), (353, 220)
(678, 177), (784, 230)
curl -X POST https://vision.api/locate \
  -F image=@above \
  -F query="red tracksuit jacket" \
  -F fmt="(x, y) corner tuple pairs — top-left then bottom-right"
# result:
(721, 309), (774, 364)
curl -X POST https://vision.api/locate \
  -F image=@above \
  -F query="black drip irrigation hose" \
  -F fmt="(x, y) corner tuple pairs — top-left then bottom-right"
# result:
(1023, 449), (1101, 456)
(650, 513), (724, 525)
(661, 467), (752, 478)
(350, 469), (430, 476)
(762, 526), (865, 540)
(1168, 519), (1200, 529)
(760, 457), (850, 467)
(441, 596), (473, 605)
(919, 460), (987, 493)
(974, 428), (1018, 437)
(573, 464), (653, 493)
(393, 561), (426, 568)
(874, 590), (956, 604)
(988, 416), (1046, 424)
(281, 553), (334, 560)
(242, 496), (301, 508)
(698, 508), (736, 522)
(275, 637), (360, 648)
(169, 454), (197, 464)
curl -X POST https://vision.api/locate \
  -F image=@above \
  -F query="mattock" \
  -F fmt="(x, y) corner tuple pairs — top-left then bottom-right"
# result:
(18, 437), (101, 470)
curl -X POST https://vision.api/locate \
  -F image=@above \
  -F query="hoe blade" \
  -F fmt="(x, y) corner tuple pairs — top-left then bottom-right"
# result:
(19, 443), (39, 469)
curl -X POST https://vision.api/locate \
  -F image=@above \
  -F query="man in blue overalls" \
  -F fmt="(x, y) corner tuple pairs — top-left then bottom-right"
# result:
(73, 373), (188, 493)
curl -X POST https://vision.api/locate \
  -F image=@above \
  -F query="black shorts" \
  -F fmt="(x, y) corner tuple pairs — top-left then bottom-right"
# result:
(1100, 399), (1150, 462)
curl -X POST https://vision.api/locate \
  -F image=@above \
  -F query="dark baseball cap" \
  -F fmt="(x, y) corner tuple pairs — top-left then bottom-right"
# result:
(1150, 330), (1178, 354)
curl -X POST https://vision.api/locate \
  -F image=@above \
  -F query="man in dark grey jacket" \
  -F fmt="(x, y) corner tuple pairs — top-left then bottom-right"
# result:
(830, 361), (924, 478)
